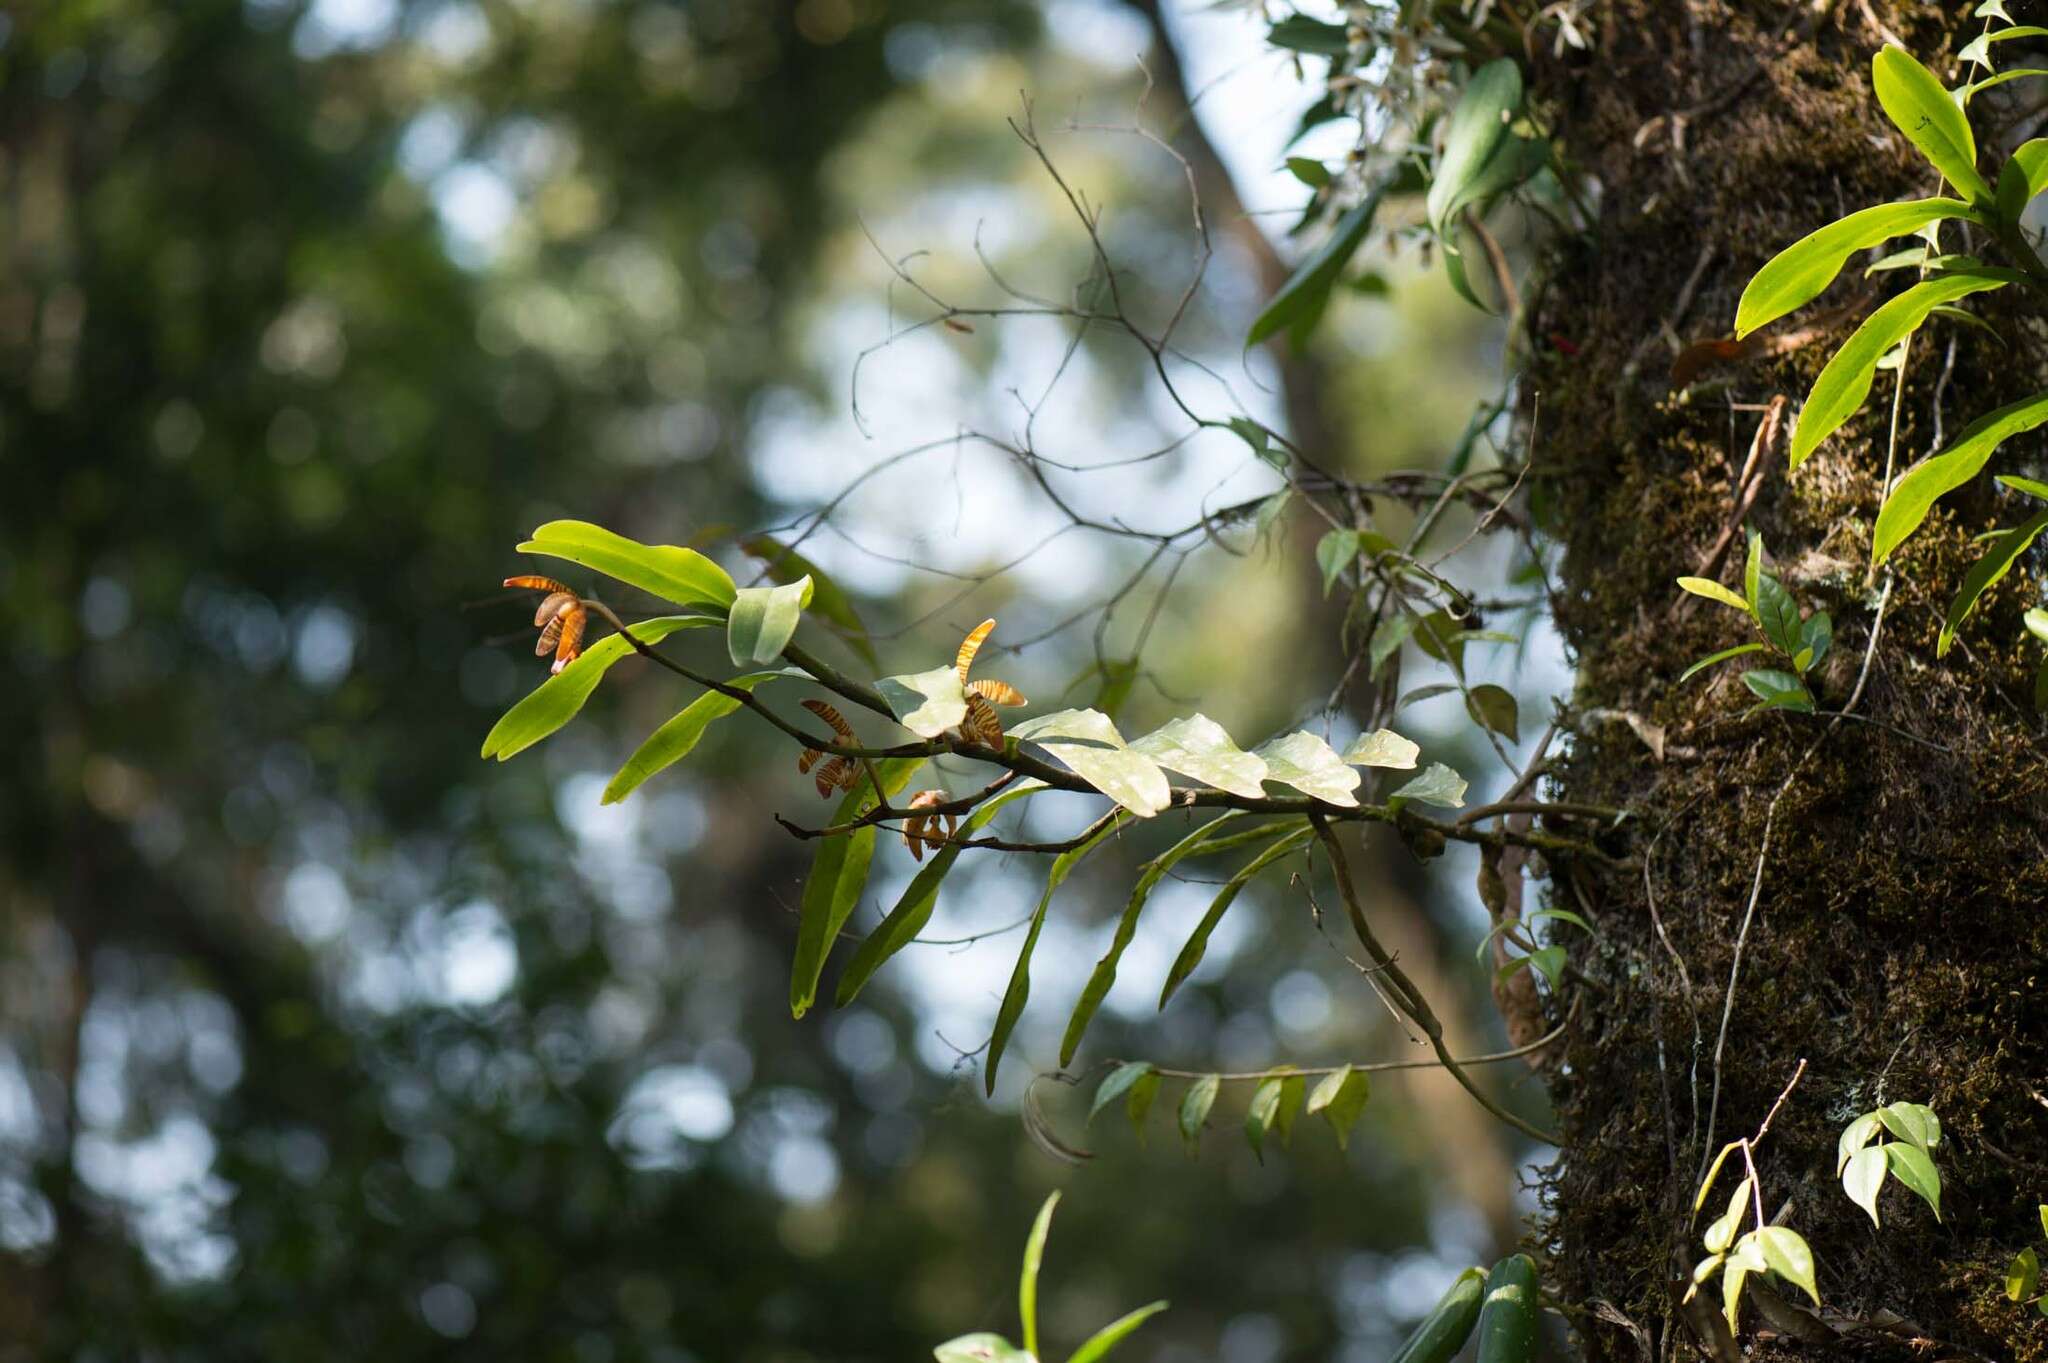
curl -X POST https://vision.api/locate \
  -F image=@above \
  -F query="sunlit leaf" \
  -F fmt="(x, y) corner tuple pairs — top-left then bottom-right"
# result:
(789, 757), (923, 1018)
(1389, 762), (1467, 809)
(1159, 824), (1314, 1005)
(1939, 510), (2048, 655)
(742, 535), (877, 668)
(481, 616), (716, 760)
(518, 519), (737, 610)
(1064, 1302), (1169, 1363)
(879, 665), (970, 739)
(1342, 728), (1419, 769)
(1703, 1178), (1750, 1254)
(1791, 270), (2020, 468)
(1843, 1143), (1888, 1228)
(1244, 1069), (1305, 1161)
(1090, 1062), (1155, 1125)
(1722, 1232), (1768, 1336)
(1681, 642), (1766, 683)
(1837, 1112), (1883, 1175)
(1179, 1075), (1220, 1155)
(1305, 1066), (1370, 1149)
(726, 575), (811, 666)
(1756, 1226), (1819, 1306)
(934, 1333), (1032, 1363)
(1998, 137), (2048, 224)
(1128, 715), (1270, 799)
(1427, 59), (1522, 232)
(1733, 199), (1980, 338)
(1012, 709), (1172, 817)
(1677, 576), (1752, 615)
(1254, 730), (1361, 806)
(2009, 1247), (2041, 1304)
(1872, 45), (1991, 203)
(1877, 1101), (1941, 1152)
(1885, 1140), (1943, 1220)
(1875, 390), (2048, 562)
(1019, 1192), (1058, 1359)
(603, 670), (780, 803)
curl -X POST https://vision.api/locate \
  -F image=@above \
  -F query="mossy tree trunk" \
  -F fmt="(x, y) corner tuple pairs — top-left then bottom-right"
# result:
(1520, 4), (2048, 1360)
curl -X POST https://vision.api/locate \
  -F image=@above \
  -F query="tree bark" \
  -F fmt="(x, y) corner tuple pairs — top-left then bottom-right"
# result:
(1524, 4), (2048, 1360)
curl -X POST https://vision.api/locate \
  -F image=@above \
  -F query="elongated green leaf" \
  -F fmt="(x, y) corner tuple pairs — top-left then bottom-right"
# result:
(1837, 1112), (1883, 1175)
(878, 664), (969, 738)
(1876, 390), (2048, 562)
(1961, 25), (2048, 69)
(1254, 730), (1361, 806)
(1798, 611), (1833, 673)
(1791, 270), (2019, 468)
(1464, 683), (1519, 743)
(1061, 812), (1250, 1064)
(1428, 59), (1522, 230)
(1885, 1140), (1943, 1219)
(1386, 1268), (1485, 1363)
(1744, 527), (1763, 611)
(742, 534), (877, 668)
(602, 670), (780, 803)
(1244, 1070), (1305, 1161)
(1723, 1232), (1767, 1336)
(1012, 709), (1171, 817)
(934, 1334), (1032, 1363)
(1064, 1301), (1169, 1363)
(1703, 1178), (1751, 1254)
(835, 781), (1048, 1005)
(1677, 576), (1754, 615)
(1843, 1143), (1888, 1228)
(1020, 1192), (1058, 1360)
(1305, 1066), (1370, 1149)
(1998, 137), (2048, 223)
(1342, 728), (1419, 769)
(1754, 574), (1802, 655)
(2009, 1248), (2041, 1305)
(1247, 187), (1384, 348)
(1267, 13), (1347, 55)
(1878, 1101), (1941, 1152)
(1939, 510), (2048, 655)
(1090, 1062), (1155, 1126)
(1742, 669), (1813, 712)
(1681, 642), (1767, 683)
(1178, 1075), (1219, 1154)
(1734, 198), (1980, 338)
(790, 757), (923, 1018)
(1390, 762), (1467, 809)
(481, 616), (716, 760)
(1128, 715), (1269, 799)
(518, 519), (737, 609)
(1160, 825), (1315, 1005)
(1873, 46), (1990, 204)
(725, 575), (811, 666)
(986, 814), (1129, 1093)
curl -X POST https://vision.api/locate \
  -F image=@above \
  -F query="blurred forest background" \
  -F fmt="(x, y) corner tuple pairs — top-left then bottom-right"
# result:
(0, 1), (1558, 1358)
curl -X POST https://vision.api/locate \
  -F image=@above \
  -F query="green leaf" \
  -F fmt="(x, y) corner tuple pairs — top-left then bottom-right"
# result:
(1304, 1066), (1370, 1150)
(1755, 1226), (1819, 1307)
(1128, 715), (1270, 799)
(835, 782), (1048, 1005)
(1753, 574), (1803, 655)
(2009, 1247), (2041, 1304)
(1253, 730), (1362, 806)
(1090, 1062), (1155, 1125)
(1741, 669), (1814, 712)
(742, 535), (877, 668)
(725, 575), (811, 666)
(1939, 509), (2048, 656)
(1243, 1070), (1305, 1160)
(2029, 608), (2048, 645)
(1876, 390), (2048, 562)
(1020, 1192), (1058, 1360)
(518, 519), (737, 610)
(1064, 1302), (1169, 1363)
(1386, 1268), (1486, 1363)
(789, 757), (924, 1018)
(1885, 1140), (1943, 1220)
(1247, 188), (1384, 349)
(1842, 1143), (1888, 1228)
(1977, 1), (2015, 21)
(1267, 14), (1348, 55)
(1837, 1111), (1883, 1175)
(878, 665), (969, 739)
(1342, 728), (1419, 769)
(481, 616), (716, 760)
(1704, 1178), (1751, 1254)
(1228, 417), (1284, 470)
(1369, 614), (1417, 676)
(1877, 1101), (1941, 1152)
(1677, 576), (1754, 616)
(1723, 1232), (1768, 1336)
(1526, 945), (1566, 989)
(1178, 1075), (1220, 1154)
(1012, 709), (1172, 818)
(1286, 156), (1332, 188)
(1681, 642), (1767, 683)
(1733, 198), (1981, 338)
(1159, 825), (1315, 1005)
(2003, 474), (2048, 502)
(1790, 270), (2020, 468)
(1427, 59), (1523, 232)
(1123, 1069), (1161, 1136)
(1061, 812), (1248, 1064)
(934, 1334), (1032, 1363)
(986, 814), (1129, 1094)
(1464, 683), (1520, 743)
(1872, 46), (1991, 204)
(1390, 762), (1467, 809)
(1960, 25), (2048, 69)
(2040, 1203), (2048, 1239)
(1744, 527), (1763, 611)
(1998, 138), (2048, 224)
(1798, 611), (1833, 672)
(1318, 529), (1363, 595)
(602, 671), (779, 803)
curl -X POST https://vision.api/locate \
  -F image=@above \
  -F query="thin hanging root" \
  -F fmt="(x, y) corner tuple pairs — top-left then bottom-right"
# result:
(901, 790), (955, 861)
(955, 618), (997, 682)
(798, 699), (858, 792)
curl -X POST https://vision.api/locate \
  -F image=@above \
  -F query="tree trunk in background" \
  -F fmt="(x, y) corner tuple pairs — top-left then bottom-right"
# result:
(1526, 4), (2048, 1360)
